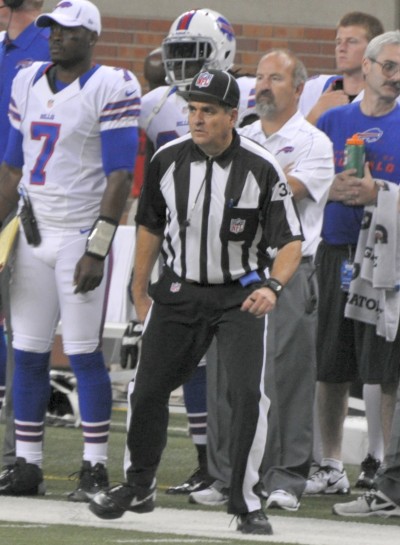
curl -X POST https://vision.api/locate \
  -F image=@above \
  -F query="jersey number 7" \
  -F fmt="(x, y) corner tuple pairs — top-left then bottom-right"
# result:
(30, 121), (61, 185)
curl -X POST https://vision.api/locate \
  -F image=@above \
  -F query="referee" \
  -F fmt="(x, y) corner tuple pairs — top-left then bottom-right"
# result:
(90, 69), (302, 535)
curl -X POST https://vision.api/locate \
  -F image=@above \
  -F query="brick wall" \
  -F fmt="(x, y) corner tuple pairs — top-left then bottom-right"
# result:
(96, 16), (337, 91)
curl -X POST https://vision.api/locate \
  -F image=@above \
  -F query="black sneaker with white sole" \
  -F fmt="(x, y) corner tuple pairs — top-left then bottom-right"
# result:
(355, 454), (381, 490)
(165, 467), (213, 495)
(89, 480), (156, 520)
(68, 461), (109, 502)
(237, 509), (273, 535)
(0, 458), (45, 496)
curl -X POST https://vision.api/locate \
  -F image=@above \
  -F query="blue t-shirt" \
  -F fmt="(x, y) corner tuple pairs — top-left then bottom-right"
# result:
(317, 101), (400, 245)
(0, 23), (50, 161)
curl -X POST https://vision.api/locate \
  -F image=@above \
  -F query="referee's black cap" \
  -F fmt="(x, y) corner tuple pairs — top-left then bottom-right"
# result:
(179, 69), (239, 108)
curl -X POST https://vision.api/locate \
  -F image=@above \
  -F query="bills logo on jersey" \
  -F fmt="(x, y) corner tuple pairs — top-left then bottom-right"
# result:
(195, 72), (214, 89)
(230, 218), (246, 234)
(216, 16), (235, 42)
(170, 282), (182, 293)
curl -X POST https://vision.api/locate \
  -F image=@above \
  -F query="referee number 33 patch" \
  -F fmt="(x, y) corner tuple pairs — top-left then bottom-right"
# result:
(221, 208), (258, 242)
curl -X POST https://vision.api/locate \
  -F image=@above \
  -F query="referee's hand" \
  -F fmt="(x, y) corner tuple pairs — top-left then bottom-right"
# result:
(241, 287), (277, 317)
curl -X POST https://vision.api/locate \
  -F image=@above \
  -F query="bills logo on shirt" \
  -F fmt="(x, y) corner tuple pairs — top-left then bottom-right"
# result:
(230, 218), (245, 234)
(16, 59), (34, 70)
(277, 146), (294, 155)
(195, 72), (214, 89)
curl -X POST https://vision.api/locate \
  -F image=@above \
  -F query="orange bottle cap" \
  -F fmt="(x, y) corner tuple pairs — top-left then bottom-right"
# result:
(346, 134), (364, 145)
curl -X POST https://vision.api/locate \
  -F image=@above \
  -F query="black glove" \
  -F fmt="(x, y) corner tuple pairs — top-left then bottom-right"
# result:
(120, 320), (143, 369)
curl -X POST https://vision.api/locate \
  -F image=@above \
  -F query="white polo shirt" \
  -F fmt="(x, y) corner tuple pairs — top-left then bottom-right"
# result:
(239, 111), (334, 257)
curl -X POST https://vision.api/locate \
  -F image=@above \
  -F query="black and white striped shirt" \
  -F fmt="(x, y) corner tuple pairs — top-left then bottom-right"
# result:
(136, 130), (302, 284)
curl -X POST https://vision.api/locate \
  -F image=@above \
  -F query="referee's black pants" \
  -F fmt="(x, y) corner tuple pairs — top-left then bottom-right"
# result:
(126, 267), (270, 515)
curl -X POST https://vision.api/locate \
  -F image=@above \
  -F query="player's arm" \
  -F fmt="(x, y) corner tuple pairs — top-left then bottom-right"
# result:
(131, 225), (163, 323)
(73, 125), (139, 294)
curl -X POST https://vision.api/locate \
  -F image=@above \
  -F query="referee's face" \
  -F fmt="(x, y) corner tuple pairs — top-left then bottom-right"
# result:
(188, 101), (238, 157)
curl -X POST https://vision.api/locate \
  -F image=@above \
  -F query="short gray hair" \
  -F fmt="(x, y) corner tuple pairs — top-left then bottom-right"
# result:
(365, 30), (400, 60)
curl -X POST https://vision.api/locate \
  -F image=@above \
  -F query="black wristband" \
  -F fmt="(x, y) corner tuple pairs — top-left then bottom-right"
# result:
(263, 277), (283, 298)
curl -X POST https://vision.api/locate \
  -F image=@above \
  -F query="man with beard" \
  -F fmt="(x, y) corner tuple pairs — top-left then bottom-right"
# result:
(190, 49), (334, 511)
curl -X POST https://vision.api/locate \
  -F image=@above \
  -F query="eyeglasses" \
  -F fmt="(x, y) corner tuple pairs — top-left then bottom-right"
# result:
(369, 58), (400, 78)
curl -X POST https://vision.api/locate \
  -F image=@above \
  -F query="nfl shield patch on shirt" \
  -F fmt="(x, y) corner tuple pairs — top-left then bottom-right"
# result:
(230, 218), (246, 234)
(170, 282), (182, 293)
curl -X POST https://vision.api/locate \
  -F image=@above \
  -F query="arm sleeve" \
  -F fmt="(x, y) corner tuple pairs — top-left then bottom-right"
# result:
(3, 127), (24, 168)
(101, 127), (139, 176)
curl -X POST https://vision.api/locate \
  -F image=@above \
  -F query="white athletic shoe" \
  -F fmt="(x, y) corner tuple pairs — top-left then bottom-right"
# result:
(304, 465), (350, 495)
(266, 489), (300, 511)
(189, 484), (229, 506)
(333, 490), (400, 517)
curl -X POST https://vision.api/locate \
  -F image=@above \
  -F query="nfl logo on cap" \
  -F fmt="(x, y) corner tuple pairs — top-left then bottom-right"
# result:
(179, 68), (240, 108)
(195, 72), (214, 89)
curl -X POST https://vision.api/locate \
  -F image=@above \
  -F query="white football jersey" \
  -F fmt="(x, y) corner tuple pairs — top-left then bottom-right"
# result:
(139, 76), (257, 150)
(139, 86), (189, 150)
(236, 75), (256, 126)
(298, 74), (338, 117)
(9, 62), (141, 228)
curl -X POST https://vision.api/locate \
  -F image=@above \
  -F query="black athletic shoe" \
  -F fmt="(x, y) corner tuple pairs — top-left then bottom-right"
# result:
(355, 454), (381, 490)
(237, 509), (273, 535)
(0, 457), (45, 496)
(89, 480), (156, 520)
(68, 461), (109, 502)
(165, 467), (213, 495)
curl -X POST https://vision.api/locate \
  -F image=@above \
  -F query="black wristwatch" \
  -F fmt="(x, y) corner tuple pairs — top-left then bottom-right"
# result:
(264, 277), (283, 298)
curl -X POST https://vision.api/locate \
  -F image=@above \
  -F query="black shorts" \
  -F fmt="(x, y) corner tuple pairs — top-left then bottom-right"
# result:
(355, 321), (400, 384)
(316, 242), (359, 383)
(316, 241), (400, 384)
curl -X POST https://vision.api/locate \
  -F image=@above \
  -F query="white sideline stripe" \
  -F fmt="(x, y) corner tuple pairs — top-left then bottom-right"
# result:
(0, 497), (398, 545)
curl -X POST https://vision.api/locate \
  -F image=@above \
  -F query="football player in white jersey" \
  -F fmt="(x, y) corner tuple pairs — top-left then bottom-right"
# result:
(0, 0), (140, 500)
(135, 8), (257, 496)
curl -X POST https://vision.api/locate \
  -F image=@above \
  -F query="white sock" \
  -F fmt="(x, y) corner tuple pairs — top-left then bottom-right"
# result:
(321, 457), (343, 472)
(363, 384), (384, 461)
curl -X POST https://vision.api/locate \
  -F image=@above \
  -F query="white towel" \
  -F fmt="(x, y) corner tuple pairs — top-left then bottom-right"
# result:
(345, 181), (400, 341)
